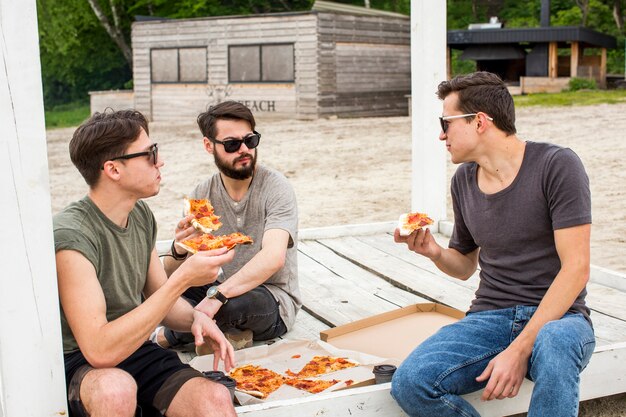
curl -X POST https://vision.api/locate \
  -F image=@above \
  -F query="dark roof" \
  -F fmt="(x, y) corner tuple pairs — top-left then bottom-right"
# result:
(460, 45), (526, 60)
(448, 26), (617, 49)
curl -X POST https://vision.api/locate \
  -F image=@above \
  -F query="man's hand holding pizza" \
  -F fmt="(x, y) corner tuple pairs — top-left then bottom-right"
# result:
(172, 247), (234, 289)
(394, 227), (443, 261)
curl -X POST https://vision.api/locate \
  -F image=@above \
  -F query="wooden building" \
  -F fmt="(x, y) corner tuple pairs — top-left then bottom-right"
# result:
(130, 7), (410, 121)
(447, 26), (617, 93)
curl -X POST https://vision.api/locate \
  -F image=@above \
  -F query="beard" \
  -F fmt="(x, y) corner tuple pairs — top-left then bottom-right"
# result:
(214, 149), (257, 180)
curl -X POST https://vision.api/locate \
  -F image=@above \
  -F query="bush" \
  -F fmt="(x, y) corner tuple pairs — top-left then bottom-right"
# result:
(568, 77), (598, 91)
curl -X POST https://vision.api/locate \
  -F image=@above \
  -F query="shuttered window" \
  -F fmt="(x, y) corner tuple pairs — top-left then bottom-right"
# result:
(151, 47), (207, 83)
(229, 44), (294, 83)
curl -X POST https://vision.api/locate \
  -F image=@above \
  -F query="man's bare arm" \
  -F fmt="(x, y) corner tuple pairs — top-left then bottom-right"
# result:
(58, 247), (233, 368)
(195, 228), (289, 318)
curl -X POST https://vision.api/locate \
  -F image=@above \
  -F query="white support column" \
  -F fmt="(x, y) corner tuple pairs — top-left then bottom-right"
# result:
(410, 1), (447, 226)
(0, 1), (67, 416)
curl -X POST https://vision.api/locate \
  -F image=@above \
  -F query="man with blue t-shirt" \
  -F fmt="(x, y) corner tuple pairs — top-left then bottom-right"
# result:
(392, 72), (594, 417)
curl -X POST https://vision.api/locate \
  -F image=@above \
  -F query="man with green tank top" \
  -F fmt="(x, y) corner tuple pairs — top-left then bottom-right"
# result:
(53, 110), (237, 417)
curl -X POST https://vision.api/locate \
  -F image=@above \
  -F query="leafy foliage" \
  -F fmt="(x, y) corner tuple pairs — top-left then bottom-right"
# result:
(568, 76), (598, 90)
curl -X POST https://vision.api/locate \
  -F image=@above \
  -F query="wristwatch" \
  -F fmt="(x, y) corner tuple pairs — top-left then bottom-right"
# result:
(206, 286), (228, 305)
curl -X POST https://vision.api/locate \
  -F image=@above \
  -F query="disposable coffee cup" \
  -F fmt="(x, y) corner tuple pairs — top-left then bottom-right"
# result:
(202, 370), (225, 381)
(216, 375), (237, 402)
(372, 364), (397, 384)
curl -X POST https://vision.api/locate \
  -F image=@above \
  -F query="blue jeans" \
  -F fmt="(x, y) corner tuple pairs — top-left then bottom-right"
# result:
(391, 306), (595, 417)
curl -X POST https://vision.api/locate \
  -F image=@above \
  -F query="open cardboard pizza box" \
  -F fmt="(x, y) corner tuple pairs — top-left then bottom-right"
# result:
(321, 303), (465, 367)
(189, 339), (388, 405)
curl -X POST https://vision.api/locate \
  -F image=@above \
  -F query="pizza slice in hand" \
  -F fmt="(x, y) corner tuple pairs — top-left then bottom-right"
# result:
(398, 211), (434, 236)
(184, 198), (222, 233)
(176, 232), (253, 254)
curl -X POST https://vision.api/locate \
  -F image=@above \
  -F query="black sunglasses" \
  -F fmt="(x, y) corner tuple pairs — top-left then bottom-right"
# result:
(211, 132), (261, 153)
(103, 143), (159, 169)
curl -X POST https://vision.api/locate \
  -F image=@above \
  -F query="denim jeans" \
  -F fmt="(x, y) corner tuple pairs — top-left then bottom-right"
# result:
(391, 305), (595, 417)
(164, 285), (287, 346)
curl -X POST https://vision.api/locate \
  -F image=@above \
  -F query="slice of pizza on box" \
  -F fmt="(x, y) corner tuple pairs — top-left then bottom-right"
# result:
(398, 211), (434, 236)
(184, 197), (222, 233)
(285, 355), (359, 378)
(229, 364), (286, 399)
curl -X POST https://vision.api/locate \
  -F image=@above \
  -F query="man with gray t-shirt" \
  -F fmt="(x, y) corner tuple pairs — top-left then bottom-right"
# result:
(391, 72), (594, 417)
(158, 101), (300, 351)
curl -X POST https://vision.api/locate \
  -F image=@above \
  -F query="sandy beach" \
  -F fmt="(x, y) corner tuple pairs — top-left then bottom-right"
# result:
(47, 103), (626, 274)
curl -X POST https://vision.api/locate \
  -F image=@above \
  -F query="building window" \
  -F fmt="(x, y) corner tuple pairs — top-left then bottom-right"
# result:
(151, 47), (207, 83)
(229, 44), (294, 82)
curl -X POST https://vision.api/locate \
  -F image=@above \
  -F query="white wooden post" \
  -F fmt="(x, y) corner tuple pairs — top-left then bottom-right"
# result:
(0, 1), (67, 415)
(410, 1), (448, 226)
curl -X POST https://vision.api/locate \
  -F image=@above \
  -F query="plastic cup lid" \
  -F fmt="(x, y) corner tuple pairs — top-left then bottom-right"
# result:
(373, 364), (397, 375)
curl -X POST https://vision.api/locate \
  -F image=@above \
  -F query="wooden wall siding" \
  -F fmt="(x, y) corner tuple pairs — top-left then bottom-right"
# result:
(206, 14), (318, 120)
(335, 43), (410, 93)
(316, 12), (410, 117)
(132, 19), (212, 120)
(317, 12), (410, 45)
(132, 12), (410, 120)
(151, 84), (297, 121)
(89, 90), (134, 114)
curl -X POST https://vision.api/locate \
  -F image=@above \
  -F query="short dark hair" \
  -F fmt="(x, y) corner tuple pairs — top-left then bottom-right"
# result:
(197, 101), (256, 139)
(437, 71), (516, 135)
(69, 109), (149, 187)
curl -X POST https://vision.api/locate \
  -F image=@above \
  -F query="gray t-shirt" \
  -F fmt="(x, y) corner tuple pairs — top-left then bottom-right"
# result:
(191, 165), (301, 330)
(53, 197), (157, 353)
(449, 141), (592, 323)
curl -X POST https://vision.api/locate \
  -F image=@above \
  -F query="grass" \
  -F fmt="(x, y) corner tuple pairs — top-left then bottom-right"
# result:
(514, 89), (626, 108)
(45, 101), (90, 129)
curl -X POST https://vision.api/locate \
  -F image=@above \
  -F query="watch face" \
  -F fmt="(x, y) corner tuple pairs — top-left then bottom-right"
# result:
(206, 286), (218, 298)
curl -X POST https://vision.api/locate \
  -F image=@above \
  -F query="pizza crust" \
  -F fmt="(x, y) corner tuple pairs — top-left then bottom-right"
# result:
(175, 240), (198, 254)
(235, 388), (266, 399)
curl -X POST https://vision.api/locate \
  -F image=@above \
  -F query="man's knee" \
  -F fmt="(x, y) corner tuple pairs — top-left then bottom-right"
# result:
(167, 377), (234, 417)
(391, 359), (434, 414)
(531, 319), (595, 379)
(81, 368), (137, 416)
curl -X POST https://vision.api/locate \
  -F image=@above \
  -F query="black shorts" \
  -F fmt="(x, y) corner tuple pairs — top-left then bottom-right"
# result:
(65, 342), (203, 417)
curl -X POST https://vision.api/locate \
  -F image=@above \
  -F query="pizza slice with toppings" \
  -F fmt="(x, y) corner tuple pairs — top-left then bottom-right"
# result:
(285, 355), (358, 378)
(284, 377), (340, 394)
(229, 364), (286, 399)
(184, 198), (222, 233)
(176, 232), (253, 254)
(398, 211), (434, 236)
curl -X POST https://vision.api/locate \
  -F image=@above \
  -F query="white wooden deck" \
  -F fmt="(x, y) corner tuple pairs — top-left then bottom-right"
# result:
(159, 221), (626, 416)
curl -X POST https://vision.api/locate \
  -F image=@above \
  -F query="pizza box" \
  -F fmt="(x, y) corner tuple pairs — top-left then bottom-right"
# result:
(321, 303), (465, 365)
(189, 338), (388, 405)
